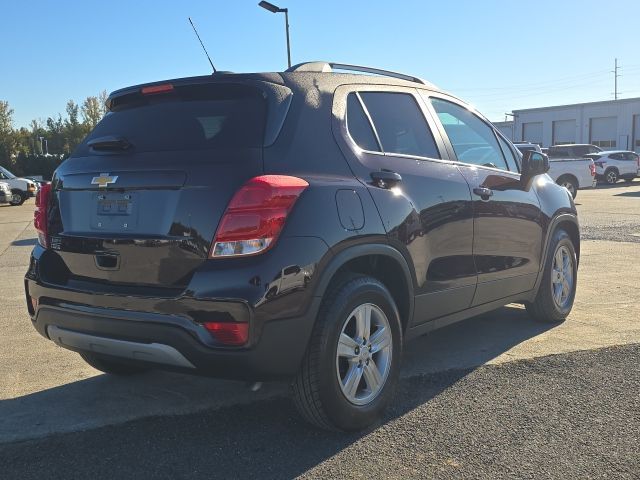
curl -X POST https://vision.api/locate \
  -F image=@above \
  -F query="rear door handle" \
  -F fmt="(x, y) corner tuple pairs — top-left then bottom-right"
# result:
(473, 186), (494, 200)
(370, 170), (402, 189)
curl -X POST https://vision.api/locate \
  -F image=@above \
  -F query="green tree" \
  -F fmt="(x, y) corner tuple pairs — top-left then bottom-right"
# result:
(82, 96), (102, 128)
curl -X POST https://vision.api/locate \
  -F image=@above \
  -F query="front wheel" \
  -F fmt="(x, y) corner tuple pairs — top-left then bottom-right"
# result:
(526, 229), (577, 323)
(9, 191), (26, 206)
(604, 168), (619, 185)
(292, 275), (402, 431)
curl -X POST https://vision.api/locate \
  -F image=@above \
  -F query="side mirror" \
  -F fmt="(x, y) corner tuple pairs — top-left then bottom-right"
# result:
(521, 150), (549, 182)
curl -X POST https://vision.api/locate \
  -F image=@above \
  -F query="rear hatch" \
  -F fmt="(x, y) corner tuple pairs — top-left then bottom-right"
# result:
(45, 77), (291, 291)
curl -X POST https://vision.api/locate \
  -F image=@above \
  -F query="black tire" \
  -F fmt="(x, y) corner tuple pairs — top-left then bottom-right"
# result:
(556, 175), (578, 199)
(9, 190), (26, 206)
(79, 352), (149, 375)
(525, 229), (577, 323)
(292, 274), (402, 431)
(604, 168), (618, 185)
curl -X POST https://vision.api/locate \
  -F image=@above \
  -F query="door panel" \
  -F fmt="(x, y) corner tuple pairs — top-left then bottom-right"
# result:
(456, 165), (543, 305)
(426, 95), (543, 305)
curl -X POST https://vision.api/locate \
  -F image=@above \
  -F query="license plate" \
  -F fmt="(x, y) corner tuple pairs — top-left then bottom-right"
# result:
(97, 195), (132, 216)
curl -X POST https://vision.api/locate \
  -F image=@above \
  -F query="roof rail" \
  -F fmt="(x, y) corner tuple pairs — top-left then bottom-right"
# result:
(286, 61), (435, 87)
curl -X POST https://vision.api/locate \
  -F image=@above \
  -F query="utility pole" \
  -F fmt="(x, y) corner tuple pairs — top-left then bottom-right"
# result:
(613, 58), (621, 100)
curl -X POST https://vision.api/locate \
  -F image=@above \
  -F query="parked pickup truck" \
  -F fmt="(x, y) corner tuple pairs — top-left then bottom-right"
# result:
(0, 166), (38, 205)
(514, 143), (596, 198)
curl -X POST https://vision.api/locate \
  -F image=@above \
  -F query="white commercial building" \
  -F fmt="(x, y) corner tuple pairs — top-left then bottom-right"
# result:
(493, 97), (640, 152)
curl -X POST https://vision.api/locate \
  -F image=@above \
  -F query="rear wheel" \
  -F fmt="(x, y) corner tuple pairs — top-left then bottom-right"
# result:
(79, 352), (149, 375)
(556, 176), (578, 199)
(604, 168), (619, 185)
(526, 229), (577, 323)
(292, 275), (402, 431)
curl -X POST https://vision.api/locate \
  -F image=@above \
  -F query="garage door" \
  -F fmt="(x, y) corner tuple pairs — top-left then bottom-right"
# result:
(522, 122), (543, 145)
(552, 119), (576, 145)
(590, 117), (617, 149)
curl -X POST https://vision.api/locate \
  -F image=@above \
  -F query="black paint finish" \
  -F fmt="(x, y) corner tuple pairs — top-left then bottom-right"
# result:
(26, 71), (579, 381)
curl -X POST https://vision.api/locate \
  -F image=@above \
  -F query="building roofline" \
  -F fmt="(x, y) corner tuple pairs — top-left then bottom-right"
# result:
(511, 96), (640, 114)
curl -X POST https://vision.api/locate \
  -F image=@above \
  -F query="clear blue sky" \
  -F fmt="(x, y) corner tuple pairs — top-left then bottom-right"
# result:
(2, 0), (639, 128)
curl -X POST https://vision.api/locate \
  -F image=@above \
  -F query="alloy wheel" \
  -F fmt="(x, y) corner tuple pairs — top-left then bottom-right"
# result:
(335, 303), (392, 406)
(551, 245), (574, 309)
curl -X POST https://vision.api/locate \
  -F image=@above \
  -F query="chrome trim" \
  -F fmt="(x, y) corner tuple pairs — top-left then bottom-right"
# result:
(47, 326), (196, 369)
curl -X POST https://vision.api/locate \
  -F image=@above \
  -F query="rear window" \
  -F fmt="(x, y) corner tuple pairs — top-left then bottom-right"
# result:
(78, 84), (266, 154)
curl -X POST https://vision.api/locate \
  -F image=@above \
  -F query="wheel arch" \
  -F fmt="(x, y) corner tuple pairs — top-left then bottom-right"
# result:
(313, 243), (415, 332)
(533, 213), (580, 294)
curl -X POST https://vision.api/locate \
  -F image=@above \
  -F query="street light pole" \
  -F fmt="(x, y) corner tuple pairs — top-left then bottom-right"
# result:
(259, 1), (291, 68)
(284, 8), (291, 69)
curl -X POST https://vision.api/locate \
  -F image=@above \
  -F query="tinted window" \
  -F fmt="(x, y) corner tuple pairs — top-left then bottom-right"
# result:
(79, 85), (266, 154)
(497, 135), (519, 172)
(430, 98), (508, 170)
(346, 93), (380, 152)
(359, 92), (440, 158)
(609, 153), (624, 160)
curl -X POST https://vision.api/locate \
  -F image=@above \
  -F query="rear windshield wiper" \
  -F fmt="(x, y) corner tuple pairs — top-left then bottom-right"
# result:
(88, 136), (133, 152)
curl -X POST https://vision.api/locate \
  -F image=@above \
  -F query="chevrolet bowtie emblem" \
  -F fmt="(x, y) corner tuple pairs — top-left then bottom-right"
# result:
(91, 173), (118, 188)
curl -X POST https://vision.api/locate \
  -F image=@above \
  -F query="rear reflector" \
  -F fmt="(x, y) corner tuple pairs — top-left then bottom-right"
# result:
(141, 84), (174, 95)
(203, 322), (249, 346)
(210, 175), (308, 258)
(34, 183), (52, 248)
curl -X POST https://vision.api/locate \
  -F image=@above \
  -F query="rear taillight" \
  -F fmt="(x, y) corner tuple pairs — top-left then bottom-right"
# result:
(210, 175), (308, 258)
(589, 163), (596, 176)
(203, 322), (249, 346)
(33, 183), (52, 248)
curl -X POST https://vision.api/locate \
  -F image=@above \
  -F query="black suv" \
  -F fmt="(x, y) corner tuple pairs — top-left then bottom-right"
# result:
(26, 62), (580, 431)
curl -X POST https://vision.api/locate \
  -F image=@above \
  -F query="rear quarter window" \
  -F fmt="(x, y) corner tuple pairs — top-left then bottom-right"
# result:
(77, 85), (266, 154)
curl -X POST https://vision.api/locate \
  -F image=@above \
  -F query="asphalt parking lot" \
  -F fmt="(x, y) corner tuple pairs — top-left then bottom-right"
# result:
(1, 181), (639, 478)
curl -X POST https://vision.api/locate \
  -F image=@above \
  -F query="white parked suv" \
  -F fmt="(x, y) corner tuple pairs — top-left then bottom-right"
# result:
(585, 151), (640, 185)
(0, 166), (38, 205)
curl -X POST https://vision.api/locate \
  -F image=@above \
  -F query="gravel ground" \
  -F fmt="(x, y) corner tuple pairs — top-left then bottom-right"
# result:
(1, 345), (638, 480)
(577, 183), (640, 243)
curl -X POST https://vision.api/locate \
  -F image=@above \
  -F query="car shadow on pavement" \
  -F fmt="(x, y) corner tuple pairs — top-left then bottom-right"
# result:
(0, 305), (556, 477)
(614, 191), (640, 197)
(10, 238), (37, 246)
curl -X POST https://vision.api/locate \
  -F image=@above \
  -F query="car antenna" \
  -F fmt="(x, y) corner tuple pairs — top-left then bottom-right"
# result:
(188, 17), (217, 73)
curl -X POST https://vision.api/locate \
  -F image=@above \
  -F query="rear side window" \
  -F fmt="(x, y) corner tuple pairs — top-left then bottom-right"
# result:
(430, 98), (508, 170)
(346, 93), (380, 152)
(78, 85), (266, 154)
(359, 92), (440, 159)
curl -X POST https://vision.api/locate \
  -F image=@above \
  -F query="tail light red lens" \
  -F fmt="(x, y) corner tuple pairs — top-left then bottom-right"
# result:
(589, 163), (596, 176)
(33, 183), (52, 248)
(203, 322), (249, 346)
(210, 175), (308, 258)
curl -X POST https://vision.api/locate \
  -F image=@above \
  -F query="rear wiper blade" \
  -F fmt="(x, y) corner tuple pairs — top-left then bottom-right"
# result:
(88, 136), (132, 151)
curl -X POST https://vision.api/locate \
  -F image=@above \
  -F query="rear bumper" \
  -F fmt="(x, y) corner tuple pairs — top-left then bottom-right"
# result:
(25, 236), (329, 380)
(27, 296), (319, 380)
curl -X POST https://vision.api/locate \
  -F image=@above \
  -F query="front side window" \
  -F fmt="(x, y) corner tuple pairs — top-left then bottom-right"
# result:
(359, 92), (440, 159)
(430, 98), (509, 171)
(497, 135), (520, 172)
